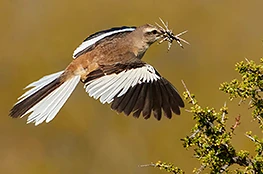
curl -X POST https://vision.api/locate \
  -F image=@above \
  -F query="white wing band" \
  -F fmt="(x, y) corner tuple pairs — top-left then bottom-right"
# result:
(84, 64), (160, 104)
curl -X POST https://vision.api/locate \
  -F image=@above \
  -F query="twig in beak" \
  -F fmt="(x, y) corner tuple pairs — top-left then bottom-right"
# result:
(156, 18), (189, 51)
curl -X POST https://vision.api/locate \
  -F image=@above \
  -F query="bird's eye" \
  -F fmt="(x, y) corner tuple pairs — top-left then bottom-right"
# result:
(151, 30), (157, 34)
(146, 29), (158, 35)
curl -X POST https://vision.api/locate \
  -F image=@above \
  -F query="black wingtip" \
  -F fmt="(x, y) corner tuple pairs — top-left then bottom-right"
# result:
(111, 77), (184, 120)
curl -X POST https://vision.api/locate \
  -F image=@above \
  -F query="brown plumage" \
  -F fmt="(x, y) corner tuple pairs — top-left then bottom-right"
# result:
(9, 23), (187, 125)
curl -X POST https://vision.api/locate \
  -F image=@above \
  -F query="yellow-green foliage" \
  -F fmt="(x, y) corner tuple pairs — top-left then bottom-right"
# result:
(143, 59), (263, 173)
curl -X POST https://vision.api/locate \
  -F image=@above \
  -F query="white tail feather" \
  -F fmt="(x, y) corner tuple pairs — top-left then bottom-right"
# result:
(15, 71), (80, 126)
(17, 71), (64, 103)
(27, 76), (80, 125)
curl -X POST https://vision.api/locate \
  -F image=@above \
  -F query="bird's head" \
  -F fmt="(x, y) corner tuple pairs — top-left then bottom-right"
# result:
(134, 21), (189, 50)
(128, 19), (189, 57)
(139, 24), (163, 45)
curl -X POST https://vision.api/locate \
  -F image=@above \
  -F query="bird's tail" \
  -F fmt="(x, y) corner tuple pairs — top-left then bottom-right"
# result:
(9, 71), (80, 126)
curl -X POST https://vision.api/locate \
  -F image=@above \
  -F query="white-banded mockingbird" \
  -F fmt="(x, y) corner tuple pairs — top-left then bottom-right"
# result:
(9, 23), (188, 126)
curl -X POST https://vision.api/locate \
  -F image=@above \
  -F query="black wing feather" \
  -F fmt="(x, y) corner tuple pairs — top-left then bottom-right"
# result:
(152, 81), (162, 120)
(85, 61), (184, 120)
(123, 84), (143, 115)
(132, 84), (148, 118)
(142, 83), (153, 119)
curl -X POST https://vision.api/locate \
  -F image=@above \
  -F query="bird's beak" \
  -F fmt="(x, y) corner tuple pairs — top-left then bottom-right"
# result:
(155, 29), (165, 40)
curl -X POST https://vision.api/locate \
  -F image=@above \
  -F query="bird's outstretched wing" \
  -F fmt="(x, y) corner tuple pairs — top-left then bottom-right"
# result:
(83, 60), (184, 120)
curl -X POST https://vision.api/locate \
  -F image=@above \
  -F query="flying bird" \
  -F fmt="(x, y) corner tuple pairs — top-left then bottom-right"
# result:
(9, 20), (188, 126)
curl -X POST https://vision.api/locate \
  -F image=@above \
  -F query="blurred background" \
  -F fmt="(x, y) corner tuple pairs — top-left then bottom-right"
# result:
(1, 0), (263, 173)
